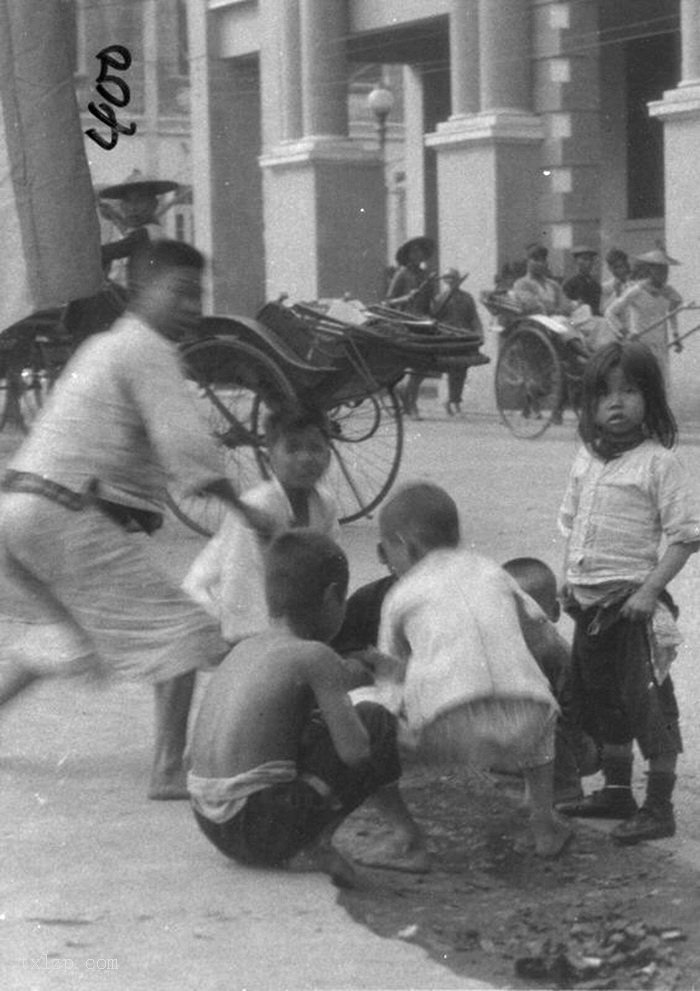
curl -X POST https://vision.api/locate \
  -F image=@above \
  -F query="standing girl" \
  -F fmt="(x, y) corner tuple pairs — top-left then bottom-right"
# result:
(557, 341), (700, 843)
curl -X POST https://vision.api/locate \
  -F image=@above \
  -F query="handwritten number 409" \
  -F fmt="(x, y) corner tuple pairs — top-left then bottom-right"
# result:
(85, 45), (137, 150)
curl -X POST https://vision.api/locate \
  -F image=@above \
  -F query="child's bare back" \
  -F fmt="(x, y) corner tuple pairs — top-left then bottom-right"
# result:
(190, 630), (365, 780)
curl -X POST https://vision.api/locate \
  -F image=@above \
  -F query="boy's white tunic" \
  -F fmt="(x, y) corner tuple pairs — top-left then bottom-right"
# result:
(183, 476), (339, 643)
(367, 549), (559, 762)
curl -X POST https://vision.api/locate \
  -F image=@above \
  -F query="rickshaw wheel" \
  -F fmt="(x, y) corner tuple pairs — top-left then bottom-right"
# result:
(495, 323), (563, 439)
(250, 387), (404, 524)
(165, 336), (296, 537)
(325, 388), (404, 523)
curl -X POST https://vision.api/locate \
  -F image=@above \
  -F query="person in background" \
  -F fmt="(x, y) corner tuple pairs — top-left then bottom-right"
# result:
(600, 248), (632, 313)
(511, 244), (574, 318)
(563, 246), (602, 316)
(605, 248), (684, 384)
(432, 268), (483, 417)
(98, 170), (179, 285)
(386, 236), (436, 420)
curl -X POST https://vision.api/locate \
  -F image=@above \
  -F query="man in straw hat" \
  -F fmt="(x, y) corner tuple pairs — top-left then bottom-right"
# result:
(99, 169), (180, 284)
(385, 236), (436, 419)
(431, 267), (482, 416)
(605, 247), (683, 381)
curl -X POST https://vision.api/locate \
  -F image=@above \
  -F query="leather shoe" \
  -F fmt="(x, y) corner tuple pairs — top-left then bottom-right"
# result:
(557, 786), (638, 820)
(611, 805), (675, 845)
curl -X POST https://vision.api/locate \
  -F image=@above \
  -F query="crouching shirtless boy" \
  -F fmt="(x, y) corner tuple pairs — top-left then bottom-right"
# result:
(187, 530), (426, 886)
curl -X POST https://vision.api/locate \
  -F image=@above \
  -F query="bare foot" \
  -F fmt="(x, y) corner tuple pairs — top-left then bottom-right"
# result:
(148, 771), (189, 801)
(355, 838), (431, 874)
(287, 844), (362, 889)
(531, 816), (573, 858)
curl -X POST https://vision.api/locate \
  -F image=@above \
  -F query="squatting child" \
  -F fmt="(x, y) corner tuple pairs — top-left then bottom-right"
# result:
(362, 483), (573, 858)
(183, 404), (339, 642)
(557, 340), (700, 843)
(187, 530), (427, 885)
(502, 557), (600, 804)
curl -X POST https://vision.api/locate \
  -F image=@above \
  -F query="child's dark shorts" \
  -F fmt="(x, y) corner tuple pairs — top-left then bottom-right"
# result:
(571, 604), (682, 759)
(193, 701), (401, 866)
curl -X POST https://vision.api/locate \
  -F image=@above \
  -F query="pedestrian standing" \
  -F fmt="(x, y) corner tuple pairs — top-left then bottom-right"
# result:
(557, 341), (700, 843)
(604, 248), (683, 383)
(0, 240), (270, 800)
(563, 246), (602, 315)
(600, 248), (632, 313)
(432, 268), (483, 416)
(385, 236), (435, 420)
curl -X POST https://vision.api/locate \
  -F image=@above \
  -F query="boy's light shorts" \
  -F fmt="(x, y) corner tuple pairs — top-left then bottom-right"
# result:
(0, 493), (228, 681)
(417, 696), (557, 770)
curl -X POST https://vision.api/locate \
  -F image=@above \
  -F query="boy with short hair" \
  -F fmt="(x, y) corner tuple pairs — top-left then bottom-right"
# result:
(188, 531), (426, 885)
(502, 557), (600, 803)
(367, 483), (573, 857)
(183, 403), (339, 643)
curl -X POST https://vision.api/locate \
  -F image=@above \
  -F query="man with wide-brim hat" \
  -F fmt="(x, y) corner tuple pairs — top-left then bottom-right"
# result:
(394, 235), (435, 269)
(99, 170), (180, 284)
(386, 235), (436, 419)
(564, 245), (602, 315)
(606, 247), (684, 380)
(431, 267), (483, 416)
(633, 248), (680, 268)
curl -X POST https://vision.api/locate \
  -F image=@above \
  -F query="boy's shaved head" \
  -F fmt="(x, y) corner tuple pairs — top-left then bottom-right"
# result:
(379, 482), (460, 550)
(265, 530), (348, 621)
(502, 557), (559, 622)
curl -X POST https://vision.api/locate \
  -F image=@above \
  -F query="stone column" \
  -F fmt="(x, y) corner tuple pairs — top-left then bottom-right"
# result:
(479, 0), (531, 112)
(449, 0), (479, 117)
(680, 0), (700, 86)
(260, 0), (385, 301)
(426, 0), (544, 413)
(531, 0), (602, 270)
(299, 0), (348, 137)
(279, 1), (302, 141)
(648, 0), (700, 415)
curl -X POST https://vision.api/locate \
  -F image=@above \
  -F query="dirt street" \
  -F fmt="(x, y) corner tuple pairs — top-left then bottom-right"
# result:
(2, 404), (700, 989)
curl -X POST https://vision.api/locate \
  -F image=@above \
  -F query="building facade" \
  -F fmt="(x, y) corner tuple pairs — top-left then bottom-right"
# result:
(189, 0), (698, 415)
(68, 0), (194, 244)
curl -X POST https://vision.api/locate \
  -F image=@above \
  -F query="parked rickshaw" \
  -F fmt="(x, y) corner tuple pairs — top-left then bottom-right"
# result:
(0, 288), (490, 534)
(483, 290), (700, 440)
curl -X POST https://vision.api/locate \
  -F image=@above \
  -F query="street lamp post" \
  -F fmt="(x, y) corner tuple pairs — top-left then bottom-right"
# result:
(367, 83), (394, 155)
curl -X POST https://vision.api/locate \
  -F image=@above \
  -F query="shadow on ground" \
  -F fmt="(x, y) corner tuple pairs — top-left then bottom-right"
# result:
(336, 762), (699, 990)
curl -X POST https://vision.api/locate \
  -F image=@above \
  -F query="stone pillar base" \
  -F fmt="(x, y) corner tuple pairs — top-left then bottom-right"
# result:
(260, 138), (386, 302)
(426, 113), (544, 412)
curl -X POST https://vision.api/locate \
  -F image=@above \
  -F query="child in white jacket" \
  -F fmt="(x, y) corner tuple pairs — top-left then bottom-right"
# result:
(365, 482), (572, 858)
(183, 405), (339, 643)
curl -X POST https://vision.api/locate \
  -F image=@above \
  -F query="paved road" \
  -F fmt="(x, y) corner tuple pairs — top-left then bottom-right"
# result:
(2, 403), (700, 989)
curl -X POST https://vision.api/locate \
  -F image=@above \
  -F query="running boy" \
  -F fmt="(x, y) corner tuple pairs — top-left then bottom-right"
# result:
(188, 531), (426, 885)
(184, 404), (339, 642)
(365, 483), (572, 857)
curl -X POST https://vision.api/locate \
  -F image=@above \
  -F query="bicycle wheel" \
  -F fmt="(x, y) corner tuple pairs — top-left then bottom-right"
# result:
(325, 388), (404, 523)
(166, 336), (295, 536)
(495, 324), (563, 439)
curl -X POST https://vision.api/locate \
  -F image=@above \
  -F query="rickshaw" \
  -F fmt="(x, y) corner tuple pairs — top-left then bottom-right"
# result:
(482, 290), (700, 439)
(0, 289), (490, 535)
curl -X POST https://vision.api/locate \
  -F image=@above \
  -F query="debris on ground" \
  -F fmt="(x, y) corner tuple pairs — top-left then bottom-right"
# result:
(336, 763), (699, 990)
